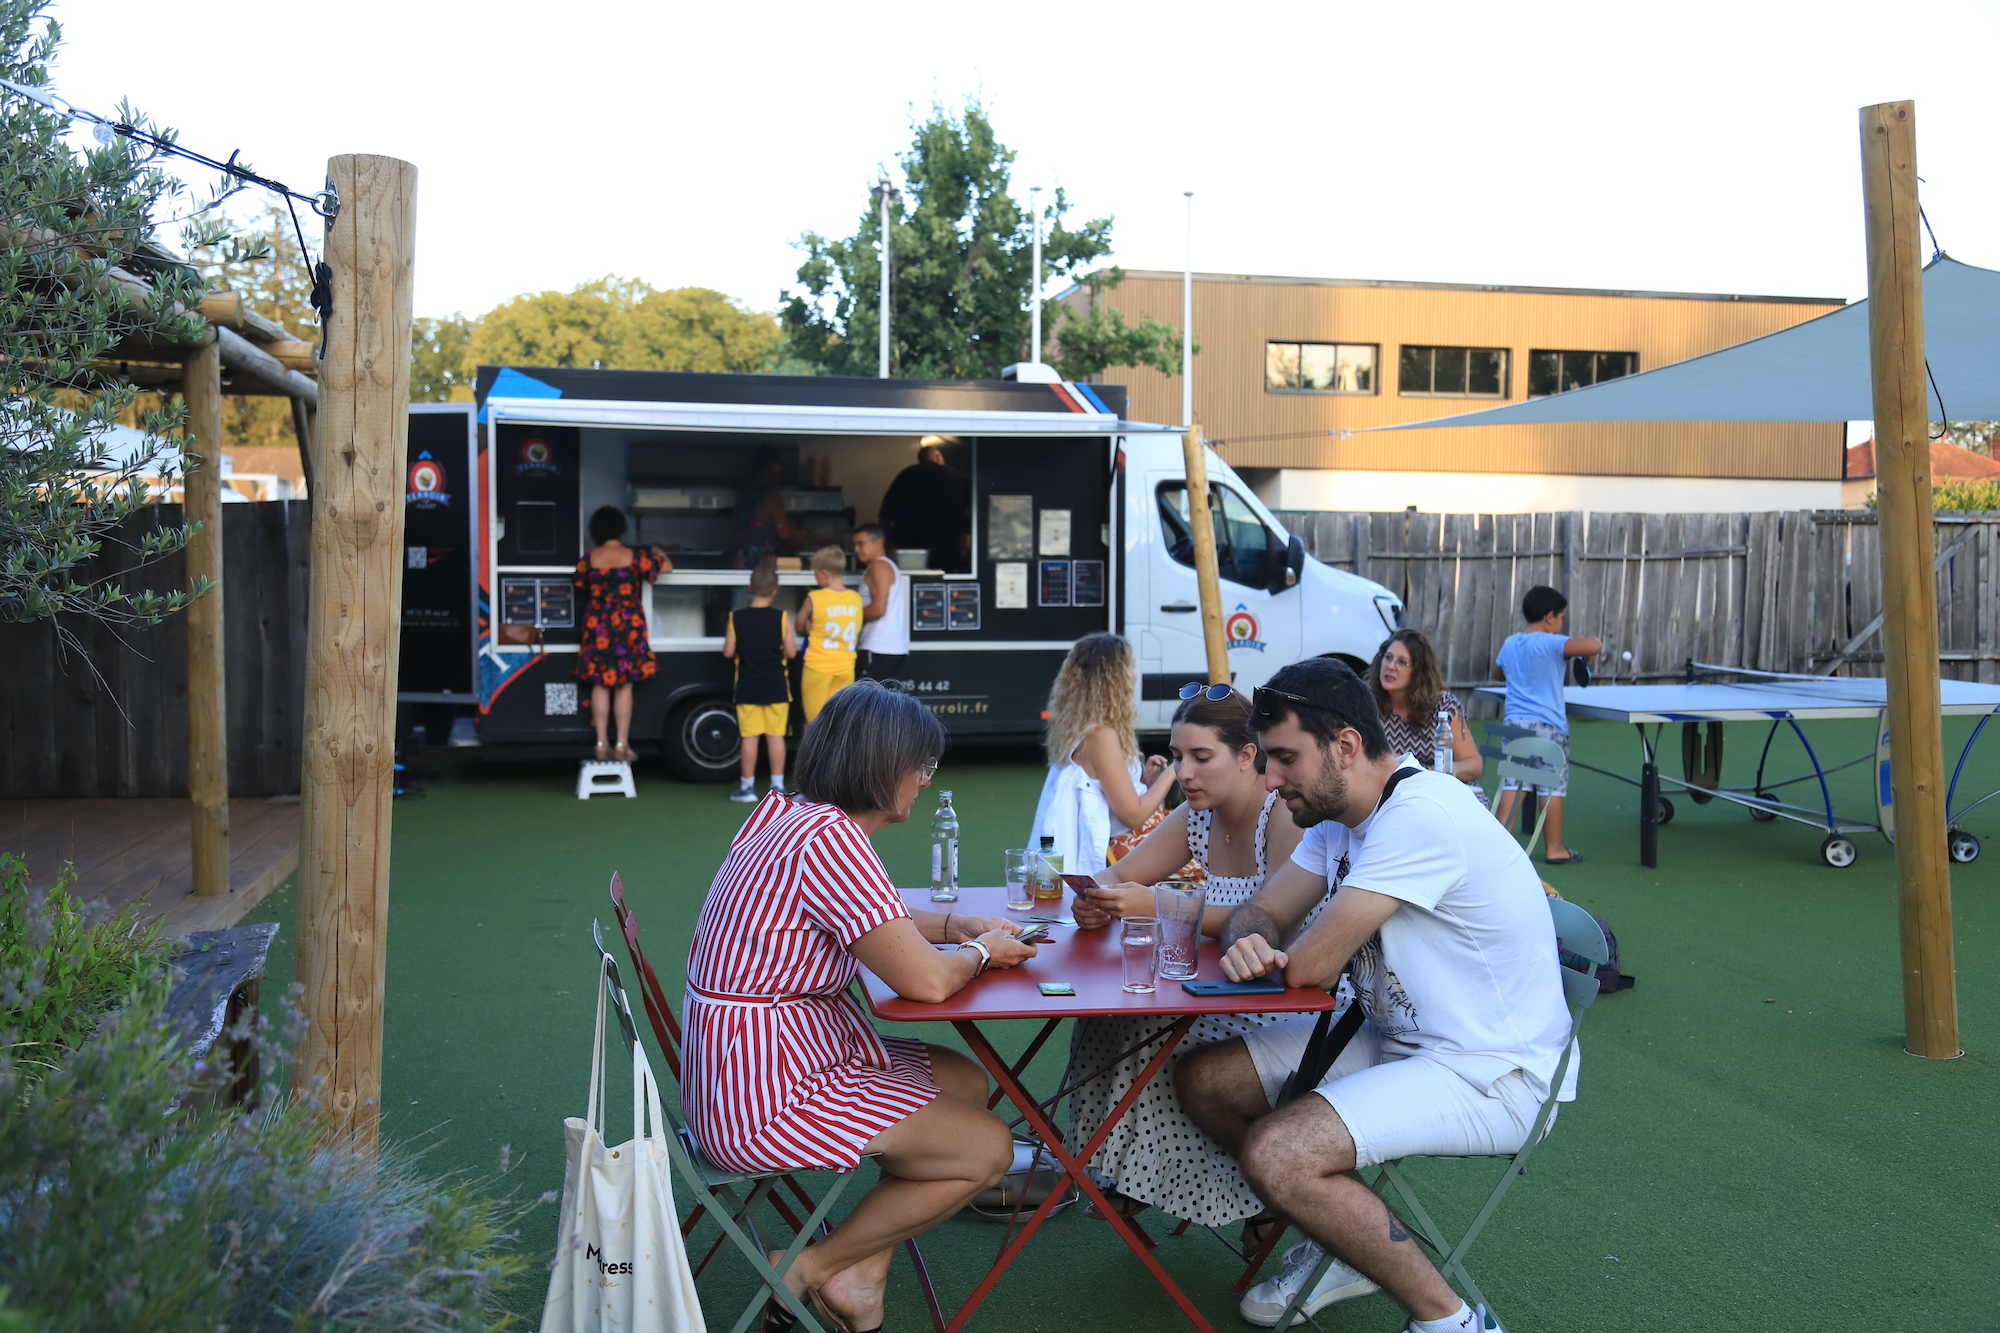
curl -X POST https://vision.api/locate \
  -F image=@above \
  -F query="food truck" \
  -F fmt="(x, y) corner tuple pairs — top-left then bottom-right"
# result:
(396, 367), (1405, 779)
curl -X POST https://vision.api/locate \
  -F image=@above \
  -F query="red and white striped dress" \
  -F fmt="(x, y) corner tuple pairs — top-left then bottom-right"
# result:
(683, 794), (939, 1174)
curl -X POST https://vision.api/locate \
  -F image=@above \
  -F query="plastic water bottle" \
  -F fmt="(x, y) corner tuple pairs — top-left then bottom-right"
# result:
(930, 790), (959, 902)
(1033, 835), (1064, 902)
(1432, 709), (1454, 776)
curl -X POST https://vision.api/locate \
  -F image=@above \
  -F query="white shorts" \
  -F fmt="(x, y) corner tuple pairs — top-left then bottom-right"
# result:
(1241, 1014), (1551, 1169)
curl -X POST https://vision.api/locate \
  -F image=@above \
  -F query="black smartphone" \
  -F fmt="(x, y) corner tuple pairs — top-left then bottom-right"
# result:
(1181, 977), (1287, 997)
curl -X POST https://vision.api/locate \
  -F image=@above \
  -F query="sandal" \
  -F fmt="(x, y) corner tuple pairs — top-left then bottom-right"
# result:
(614, 743), (637, 762)
(594, 743), (611, 761)
(1543, 850), (1585, 865)
(761, 1296), (802, 1333)
(1240, 1213), (1285, 1253)
(1083, 1189), (1150, 1223)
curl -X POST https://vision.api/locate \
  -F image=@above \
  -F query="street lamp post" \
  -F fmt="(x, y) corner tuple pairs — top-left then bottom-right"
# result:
(1029, 185), (1043, 365)
(872, 177), (899, 378)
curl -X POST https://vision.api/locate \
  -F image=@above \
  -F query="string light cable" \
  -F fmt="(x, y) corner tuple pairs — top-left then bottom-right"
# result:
(0, 74), (335, 343)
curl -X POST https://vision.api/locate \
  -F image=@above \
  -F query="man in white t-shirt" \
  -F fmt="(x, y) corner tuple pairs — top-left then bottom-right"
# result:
(1175, 658), (1574, 1333)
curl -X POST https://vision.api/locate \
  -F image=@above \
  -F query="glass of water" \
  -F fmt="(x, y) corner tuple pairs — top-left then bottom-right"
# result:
(1153, 881), (1205, 981)
(1004, 849), (1033, 911)
(1120, 916), (1159, 994)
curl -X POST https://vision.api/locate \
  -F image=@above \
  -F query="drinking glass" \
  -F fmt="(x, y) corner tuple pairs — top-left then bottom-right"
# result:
(1004, 849), (1033, 911)
(1153, 881), (1206, 981)
(1121, 916), (1159, 994)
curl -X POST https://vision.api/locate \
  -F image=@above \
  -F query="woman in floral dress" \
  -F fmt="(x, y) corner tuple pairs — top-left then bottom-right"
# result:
(574, 505), (671, 760)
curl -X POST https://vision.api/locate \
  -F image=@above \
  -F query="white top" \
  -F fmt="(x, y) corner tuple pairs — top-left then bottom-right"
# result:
(1290, 763), (1577, 1102)
(1028, 745), (1142, 875)
(858, 557), (909, 655)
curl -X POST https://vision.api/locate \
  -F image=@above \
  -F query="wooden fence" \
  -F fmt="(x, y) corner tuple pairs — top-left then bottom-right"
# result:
(0, 501), (311, 798)
(1276, 508), (2000, 693)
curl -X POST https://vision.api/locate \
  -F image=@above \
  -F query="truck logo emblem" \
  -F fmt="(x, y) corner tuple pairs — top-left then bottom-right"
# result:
(1225, 606), (1265, 652)
(516, 437), (560, 476)
(406, 452), (450, 507)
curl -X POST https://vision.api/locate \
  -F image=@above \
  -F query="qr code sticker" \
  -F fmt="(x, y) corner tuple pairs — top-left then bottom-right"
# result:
(406, 546), (427, 569)
(544, 682), (578, 716)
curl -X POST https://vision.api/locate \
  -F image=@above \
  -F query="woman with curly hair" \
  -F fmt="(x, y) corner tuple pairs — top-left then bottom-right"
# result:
(574, 505), (672, 760)
(1367, 628), (1483, 794)
(1028, 633), (1176, 873)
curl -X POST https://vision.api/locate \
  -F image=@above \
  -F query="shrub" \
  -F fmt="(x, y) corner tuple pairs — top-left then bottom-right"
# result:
(1933, 478), (2000, 511)
(0, 868), (535, 1330)
(0, 853), (169, 1078)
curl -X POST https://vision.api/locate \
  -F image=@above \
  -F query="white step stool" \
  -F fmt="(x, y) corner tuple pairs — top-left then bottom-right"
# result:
(577, 760), (636, 800)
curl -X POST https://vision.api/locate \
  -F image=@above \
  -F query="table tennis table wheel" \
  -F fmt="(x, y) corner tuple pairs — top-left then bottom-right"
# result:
(1820, 835), (1858, 869)
(1949, 830), (1981, 864)
(1653, 796), (1675, 825)
(1749, 793), (1777, 822)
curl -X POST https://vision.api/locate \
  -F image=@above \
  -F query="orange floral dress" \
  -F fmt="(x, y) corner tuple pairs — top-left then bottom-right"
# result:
(573, 550), (660, 687)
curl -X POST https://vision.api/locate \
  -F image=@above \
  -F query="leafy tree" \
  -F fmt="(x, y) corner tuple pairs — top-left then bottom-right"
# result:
(463, 276), (780, 376)
(411, 313), (475, 402)
(1, 0), (241, 627)
(188, 202), (318, 454)
(780, 100), (1185, 382)
(1932, 421), (1996, 457)
(1051, 267), (1193, 381)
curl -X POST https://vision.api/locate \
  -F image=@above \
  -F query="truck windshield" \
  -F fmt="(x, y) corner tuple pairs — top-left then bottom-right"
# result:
(1157, 482), (1276, 588)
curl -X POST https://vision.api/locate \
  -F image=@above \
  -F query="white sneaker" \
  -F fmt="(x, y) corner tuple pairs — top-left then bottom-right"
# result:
(1404, 1306), (1500, 1333)
(728, 779), (757, 803)
(1239, 1239), (1380, 1326)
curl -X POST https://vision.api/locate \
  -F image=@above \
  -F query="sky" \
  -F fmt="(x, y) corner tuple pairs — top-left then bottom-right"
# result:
(39, 0), (2000, 325)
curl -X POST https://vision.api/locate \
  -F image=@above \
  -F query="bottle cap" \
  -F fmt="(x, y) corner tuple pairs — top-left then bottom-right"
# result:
(1040, 835), (1055, 848)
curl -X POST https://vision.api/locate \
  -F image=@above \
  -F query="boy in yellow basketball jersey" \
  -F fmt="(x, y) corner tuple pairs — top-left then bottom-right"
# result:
(796, 545), (862, 721)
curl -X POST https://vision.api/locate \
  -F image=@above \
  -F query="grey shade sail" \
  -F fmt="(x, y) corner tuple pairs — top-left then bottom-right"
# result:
(1379, 256), (2000, 428)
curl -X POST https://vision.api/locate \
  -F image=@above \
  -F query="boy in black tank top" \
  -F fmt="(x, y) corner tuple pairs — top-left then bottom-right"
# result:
(723, 560), (795, 802)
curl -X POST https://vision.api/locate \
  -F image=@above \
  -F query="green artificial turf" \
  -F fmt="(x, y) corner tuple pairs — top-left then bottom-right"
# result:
(240, 718), (2000, 1332)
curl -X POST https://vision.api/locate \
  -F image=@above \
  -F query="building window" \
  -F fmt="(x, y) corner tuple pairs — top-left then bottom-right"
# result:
(1528, 349), (1639, 397)
(1266, 342), (1377, 394)
(1398, 345), (1509, 397)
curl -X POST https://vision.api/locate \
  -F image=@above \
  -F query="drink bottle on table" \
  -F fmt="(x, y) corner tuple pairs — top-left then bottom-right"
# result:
(930, 790), (959, 903)
(1032, 835), (1064, 902)
(1433, 710), (1454, 776)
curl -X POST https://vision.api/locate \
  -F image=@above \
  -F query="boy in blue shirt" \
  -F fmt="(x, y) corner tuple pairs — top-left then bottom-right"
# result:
(1492, 585), (1601, 864)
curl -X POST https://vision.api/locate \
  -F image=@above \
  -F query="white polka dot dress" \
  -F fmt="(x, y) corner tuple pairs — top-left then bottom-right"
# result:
(1061, 792), (1302, 1227)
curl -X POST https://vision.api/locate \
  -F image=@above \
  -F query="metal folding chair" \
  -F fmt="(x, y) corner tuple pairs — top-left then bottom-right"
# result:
(1270, 897), (1611, 1332)
(1484, 724), (1570, 860)
(603, 874), (944, 1333)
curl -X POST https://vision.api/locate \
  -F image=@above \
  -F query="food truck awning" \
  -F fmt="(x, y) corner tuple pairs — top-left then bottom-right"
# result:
(484, 395), (1183, 436)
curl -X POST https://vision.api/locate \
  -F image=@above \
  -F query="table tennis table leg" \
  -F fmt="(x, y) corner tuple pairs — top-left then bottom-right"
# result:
(948, 1016), (1216, 1333)
(1637, 724), (1660, 868)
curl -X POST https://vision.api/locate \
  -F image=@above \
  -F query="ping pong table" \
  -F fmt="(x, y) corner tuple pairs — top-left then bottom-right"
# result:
(1480, 663), (2000, 869)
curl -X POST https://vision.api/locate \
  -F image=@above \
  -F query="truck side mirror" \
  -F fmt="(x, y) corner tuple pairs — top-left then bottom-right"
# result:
(1265, 531), (1305, 594)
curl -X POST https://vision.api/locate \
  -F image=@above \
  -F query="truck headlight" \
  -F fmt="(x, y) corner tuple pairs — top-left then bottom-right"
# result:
(1373, 596), (1404, 633)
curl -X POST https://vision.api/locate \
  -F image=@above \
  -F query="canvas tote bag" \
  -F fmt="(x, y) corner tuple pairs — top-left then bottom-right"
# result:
(541, 960), (707, 1333)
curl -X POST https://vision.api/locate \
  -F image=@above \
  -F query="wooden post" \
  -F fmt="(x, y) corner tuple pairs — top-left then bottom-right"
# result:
(291, 396), (317, 498)
(295, 154), (419, 1146)
(181, 336), (230, 897)
(1181, 423), (1230, 685)
(1859, 100), (1959, 1058)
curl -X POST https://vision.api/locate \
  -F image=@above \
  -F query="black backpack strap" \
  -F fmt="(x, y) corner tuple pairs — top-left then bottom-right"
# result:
(1279, 989), (1365, 1106)
(1275, 764), (1415, 1106)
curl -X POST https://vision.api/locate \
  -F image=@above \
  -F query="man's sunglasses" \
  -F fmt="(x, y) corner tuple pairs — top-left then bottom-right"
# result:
(1251, 684), (1336, 719)
(1177, 682), (1236, 702)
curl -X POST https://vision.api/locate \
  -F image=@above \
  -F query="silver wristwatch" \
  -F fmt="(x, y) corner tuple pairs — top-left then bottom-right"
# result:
(956, 938), (992, 973)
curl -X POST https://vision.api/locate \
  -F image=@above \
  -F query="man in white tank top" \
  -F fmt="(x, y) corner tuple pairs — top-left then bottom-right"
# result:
(853, 524), (910, 684)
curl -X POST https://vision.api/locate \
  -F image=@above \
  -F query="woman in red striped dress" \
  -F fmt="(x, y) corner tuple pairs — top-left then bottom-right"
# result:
(685, 681), (1037, 1333)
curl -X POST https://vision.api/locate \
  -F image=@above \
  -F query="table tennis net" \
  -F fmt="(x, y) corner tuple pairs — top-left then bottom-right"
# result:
(1684, 662), (1888, 704)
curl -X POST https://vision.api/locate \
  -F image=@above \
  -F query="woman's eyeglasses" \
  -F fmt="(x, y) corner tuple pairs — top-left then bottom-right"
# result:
(1178, 682), (1236, 702)
(918, 758), (940, 784)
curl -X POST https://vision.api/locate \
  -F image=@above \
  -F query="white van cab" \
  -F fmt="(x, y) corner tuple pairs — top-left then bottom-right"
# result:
(396, 368), (1401, 775)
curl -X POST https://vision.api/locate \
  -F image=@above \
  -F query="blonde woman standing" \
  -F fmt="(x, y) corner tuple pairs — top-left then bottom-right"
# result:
(1028, 634), (1175, 874)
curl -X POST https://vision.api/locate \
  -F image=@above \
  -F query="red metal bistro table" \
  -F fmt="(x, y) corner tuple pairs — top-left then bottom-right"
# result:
(858, 886), (1336, 1333)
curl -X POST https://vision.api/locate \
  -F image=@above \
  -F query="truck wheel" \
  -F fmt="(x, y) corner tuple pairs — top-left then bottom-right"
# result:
(664, 697), (741, 783)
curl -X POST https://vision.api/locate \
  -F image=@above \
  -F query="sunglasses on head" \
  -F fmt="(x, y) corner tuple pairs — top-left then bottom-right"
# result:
(1177, 682), (1236, 702)
(1251, 684), (1336, 719)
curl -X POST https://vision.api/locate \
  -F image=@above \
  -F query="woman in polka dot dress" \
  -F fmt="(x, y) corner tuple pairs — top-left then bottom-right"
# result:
(1066, 688), (1324, 1238)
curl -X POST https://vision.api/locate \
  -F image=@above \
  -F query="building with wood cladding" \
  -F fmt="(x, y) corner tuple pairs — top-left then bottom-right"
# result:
(1059, 270), (1848, 513)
